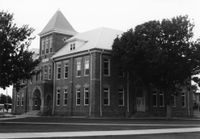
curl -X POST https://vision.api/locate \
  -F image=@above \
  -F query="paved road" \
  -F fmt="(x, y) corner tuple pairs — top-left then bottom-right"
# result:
(1, 127), (200, 138)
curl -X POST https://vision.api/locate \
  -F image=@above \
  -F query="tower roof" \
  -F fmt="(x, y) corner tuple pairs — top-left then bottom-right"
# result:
(39, 10), (77, 36)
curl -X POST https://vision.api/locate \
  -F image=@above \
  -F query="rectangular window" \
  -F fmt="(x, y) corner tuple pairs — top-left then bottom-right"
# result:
(56, 89), (61, 106)
(48, 65), (52, 80)
(118, 67), (124, 78)
(84, 88), (89, 106)
(76, 88), (81, 106)
(63, 88), (68, 106)
(64, 62), (68, 79)
(70, 43), (76, 51)
(103, 58), (110, 76)
(49, 36), (53, 52)
(17, 94), (20, 106)
(40, 70), (42, 81)
(103, 87), (110, 106)
(84, 57), (90, 76)
(41, 39), (45, 55)
(44, 65), (48, 80)
(76, 59), (81, 77)
(45, 37), (49, 54)
(181, 92), (186, 107)
(36, 73), (39, 81)
(21, 93), (24, 106)
(153, 91), (157, 107)
(118, 88), (124, 106)
(57, 63), (61, 80)
(171, 94), (176, 107)
(159, 92), (164, 107)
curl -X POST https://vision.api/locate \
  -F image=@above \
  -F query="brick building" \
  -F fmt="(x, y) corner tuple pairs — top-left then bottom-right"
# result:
(12, 10), (193, 117)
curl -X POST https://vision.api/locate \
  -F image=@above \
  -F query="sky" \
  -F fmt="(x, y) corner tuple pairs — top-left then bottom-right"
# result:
(1, 0), (200, 96)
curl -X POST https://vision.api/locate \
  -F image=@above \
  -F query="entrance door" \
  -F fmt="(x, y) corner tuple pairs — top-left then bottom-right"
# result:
(136, 97), (145, 112)
(32, 89), (41, 110)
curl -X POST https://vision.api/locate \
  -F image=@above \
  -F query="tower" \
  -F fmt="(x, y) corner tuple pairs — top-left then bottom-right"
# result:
(31, 10), (77, 114)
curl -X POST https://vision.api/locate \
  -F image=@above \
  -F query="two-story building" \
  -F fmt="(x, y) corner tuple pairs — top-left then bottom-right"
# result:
(12, 10), (193, 117)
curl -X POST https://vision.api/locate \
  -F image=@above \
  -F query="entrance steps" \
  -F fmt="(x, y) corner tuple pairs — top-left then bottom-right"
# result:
(193, 110), (200, 117)
(132, 112), (152, 118)
(23, 110), (40, 117)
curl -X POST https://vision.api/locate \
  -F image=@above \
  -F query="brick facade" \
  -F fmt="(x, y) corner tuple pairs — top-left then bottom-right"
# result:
(12, 11), (193, 118)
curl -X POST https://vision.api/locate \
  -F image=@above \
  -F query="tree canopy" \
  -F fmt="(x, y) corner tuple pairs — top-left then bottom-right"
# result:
(0, 11), (39, 89)
(0, 93), (12, 104)
(112, 15), (200, 98)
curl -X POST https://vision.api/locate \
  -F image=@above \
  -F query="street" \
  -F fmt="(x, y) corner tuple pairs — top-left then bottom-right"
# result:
(0, 117), (200, 138)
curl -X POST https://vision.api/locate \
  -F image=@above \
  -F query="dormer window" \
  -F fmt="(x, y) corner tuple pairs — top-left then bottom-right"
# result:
(70, 43), (76, 51)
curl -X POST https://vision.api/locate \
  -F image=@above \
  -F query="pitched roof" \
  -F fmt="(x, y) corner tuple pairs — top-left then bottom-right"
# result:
(39, 10), (77, 36)
(52, 27), (123, 59)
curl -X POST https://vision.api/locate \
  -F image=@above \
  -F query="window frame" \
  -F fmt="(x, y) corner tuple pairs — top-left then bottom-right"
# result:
(171, 94), (176, 107)
(103, 58), (110, 76)
(48, 65), (52, 80)
(84, 87), (89, 106)
(103, 87), (110, 106)
(152, 91), (157, 107)
(84, 57), (90, 76)
(43, 65), (48, 80)
(159, 92), (164, 107)
(21, 93), (24, 106)
(76, 88), (81, 106)
(181, 92), (186, 107)
(17, 94), (20, 106)
(63, 88), (68, 106)
(56, 63), (61, 80)
(56, 88), (61, 106)
(118, 88), (124, 106)
(76, 59), (81, 77)
(64, 62), (69, 79)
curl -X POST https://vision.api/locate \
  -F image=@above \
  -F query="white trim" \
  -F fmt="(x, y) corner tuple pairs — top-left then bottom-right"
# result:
(84, 87), (89, 106)
(56, 63), (62, 80)
(76, 58), (82, 77)
(171, 94), (176, 107)
(159, 92), (164, 107)
(181, 92), (186, 108)
(76, 88), (81, 106)
(48, 65), (52, 80)
(21, 92), (24, 106)
(153, 91), (157, 107)
(118, 88), (124, 106)
(103, 58), (110, 76)
(103, 87), (110, 106)
(56, 88), (61, 106)
(64, 61), (69, 79)
(84, 57), (90, 76)
(63, 88), (68, 106)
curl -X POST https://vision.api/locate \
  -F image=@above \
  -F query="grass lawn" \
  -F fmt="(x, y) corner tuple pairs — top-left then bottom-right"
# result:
(0, 122), (187, 133)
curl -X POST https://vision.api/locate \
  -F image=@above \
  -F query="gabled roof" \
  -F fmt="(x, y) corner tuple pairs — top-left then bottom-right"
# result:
(39, 10), (77, 36)
(52, 27), (123, 59)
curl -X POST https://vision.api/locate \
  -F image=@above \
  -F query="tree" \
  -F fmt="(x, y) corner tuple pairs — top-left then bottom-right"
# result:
(0, 93), (12, 104)
(112, 15), (200, 117)
(0, 11), (39, 90)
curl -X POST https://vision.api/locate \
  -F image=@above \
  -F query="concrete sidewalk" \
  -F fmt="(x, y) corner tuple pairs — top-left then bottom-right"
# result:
(0, 127), (200, 138)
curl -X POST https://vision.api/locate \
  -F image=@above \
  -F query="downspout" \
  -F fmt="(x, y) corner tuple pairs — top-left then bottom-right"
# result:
(89, 50), (92, 116)
(99, 50), (104, 117)
(52, 60), (55, 115)
(70, 57), (74, 116)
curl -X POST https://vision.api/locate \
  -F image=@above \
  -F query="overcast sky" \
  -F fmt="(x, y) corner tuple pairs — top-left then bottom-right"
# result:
(1, 0), (200, 96)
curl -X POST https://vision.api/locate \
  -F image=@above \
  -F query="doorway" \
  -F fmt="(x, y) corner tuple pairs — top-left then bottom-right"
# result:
(32, 89), (41, 110)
